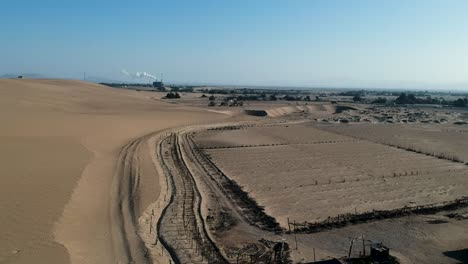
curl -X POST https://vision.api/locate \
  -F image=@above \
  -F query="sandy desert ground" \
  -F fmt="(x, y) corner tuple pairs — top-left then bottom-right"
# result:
(2, 80), (467, 264)
(0, 79), (226, 264)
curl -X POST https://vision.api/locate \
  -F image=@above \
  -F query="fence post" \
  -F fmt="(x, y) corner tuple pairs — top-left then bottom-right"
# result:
(294, 232), (298, 250)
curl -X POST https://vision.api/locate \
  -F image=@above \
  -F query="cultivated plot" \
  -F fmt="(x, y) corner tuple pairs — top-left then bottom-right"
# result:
(195, 125), (468, 228)
(320, 123), (468, 163)
(194, 124), (353, 149)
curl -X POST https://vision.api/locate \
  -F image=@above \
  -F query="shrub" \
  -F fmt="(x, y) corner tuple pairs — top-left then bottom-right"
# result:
(372, 97), (387, 104)
(453, 98), (468, 107)
(164, 92), (180, 99)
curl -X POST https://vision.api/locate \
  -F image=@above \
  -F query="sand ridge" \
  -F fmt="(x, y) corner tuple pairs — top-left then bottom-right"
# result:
(0, 79), (226, 264)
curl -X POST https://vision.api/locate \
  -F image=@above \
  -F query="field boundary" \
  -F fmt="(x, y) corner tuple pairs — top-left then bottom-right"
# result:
(188, 135), (282, 232)
(199, 139), (360, 150)
(287, 196), (468, 234)
(316, 125), (468, 165)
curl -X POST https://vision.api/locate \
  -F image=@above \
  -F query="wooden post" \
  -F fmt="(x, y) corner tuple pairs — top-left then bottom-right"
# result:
(313, 248), (316, 261)
(362, 236), (366, 256)
(280, 241), (285, 261)
(287, 218), (291, 232)
(348, 238), (354, 259)
(294, 232), (298, 250)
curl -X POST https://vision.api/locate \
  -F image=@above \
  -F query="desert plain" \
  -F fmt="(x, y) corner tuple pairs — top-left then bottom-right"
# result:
(1, 79), (467, 264)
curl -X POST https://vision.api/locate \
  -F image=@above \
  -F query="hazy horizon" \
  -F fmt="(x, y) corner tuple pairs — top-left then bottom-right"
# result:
(2, 0), (468, 90)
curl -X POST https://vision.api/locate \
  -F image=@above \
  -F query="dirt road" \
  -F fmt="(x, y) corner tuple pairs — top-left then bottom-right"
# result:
(157, 133), (228, 263)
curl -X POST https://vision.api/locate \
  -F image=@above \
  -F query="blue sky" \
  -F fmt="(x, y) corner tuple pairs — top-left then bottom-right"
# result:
(2, 0), (468, 89)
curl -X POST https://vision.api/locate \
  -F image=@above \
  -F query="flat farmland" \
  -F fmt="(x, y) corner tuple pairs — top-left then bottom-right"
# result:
(194, 124), (353, 149)
(320, 123), (468, 163)
(194, 124), (468, 228)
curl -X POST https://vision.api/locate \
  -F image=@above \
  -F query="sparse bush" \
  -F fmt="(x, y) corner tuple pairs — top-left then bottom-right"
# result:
(164, 92), (180, 99)
(339, 90), (365, 97)
(372, 97), (387, 104)
(453, 98), (468, 107)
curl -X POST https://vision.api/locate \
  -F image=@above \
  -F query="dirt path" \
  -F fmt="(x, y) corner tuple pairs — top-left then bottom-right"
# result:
(106, 115), (468, 264)
(109, 135), (150, 263)
(144, 121), (287, 264)
(158, 133), (228, 264)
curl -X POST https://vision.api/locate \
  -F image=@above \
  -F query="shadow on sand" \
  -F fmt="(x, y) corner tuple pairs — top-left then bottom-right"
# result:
(443, 248), (468, 263)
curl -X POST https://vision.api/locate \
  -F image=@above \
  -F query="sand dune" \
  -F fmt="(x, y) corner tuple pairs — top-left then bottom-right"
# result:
(0, 79), (224, 264)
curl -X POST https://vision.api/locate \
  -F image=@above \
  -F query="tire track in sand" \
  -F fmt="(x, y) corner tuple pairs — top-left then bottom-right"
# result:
(110, 136), (150, 264)
(157, 133), (228, 264)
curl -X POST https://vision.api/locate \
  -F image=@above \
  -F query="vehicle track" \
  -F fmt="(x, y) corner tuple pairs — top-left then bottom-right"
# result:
(109, 121), (291, 264)
(158, 133), (228, 264)
(110, 135), (150, 264)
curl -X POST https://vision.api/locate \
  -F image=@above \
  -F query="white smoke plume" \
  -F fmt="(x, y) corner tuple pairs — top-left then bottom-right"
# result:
(136, 72), (157, 79)
(121, 69), (157, 80)
(121, 69), (131, 77)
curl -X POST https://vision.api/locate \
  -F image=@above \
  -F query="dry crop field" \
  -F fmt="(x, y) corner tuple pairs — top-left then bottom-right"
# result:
(319, 123), (468, 163)
(193, 123), (468, 228)
(194, 124), (353, 149)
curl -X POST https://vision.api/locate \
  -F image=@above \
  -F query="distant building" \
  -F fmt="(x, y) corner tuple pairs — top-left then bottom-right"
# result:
(153, 81), (164, 88)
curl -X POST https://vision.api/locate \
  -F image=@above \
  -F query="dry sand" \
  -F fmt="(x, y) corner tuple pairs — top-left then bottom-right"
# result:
(0, 79), (225, 264)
